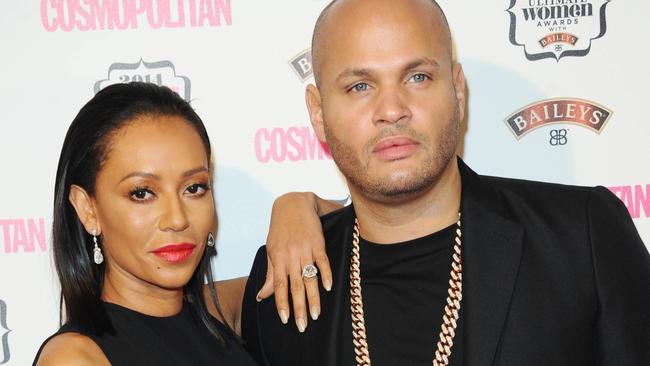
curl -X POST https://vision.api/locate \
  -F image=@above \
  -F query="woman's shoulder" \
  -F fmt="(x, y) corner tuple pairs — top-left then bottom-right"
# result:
(34, 331), (109, 366)
(205, 277), (248, 333)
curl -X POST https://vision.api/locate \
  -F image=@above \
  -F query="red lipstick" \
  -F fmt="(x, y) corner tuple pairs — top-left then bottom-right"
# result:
(372, 136), (419, 160)
(151, 243), (196, 263)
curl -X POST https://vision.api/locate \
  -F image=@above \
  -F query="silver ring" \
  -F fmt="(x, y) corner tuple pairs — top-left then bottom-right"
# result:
(302, 264), (318, 279)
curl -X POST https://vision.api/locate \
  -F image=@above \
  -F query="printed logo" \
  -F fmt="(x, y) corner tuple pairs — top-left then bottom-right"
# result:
(254, 126), (332, 163)
(0, 300), (10, 364)
(549, 129), (568, 145)
(41, 0), (232, 32)
(507, 0), (611, 61)
(0, 218), (48, 254)
(94, 59), (191, 101)
(505, 98), (612, 140)
(289, 49), (314, 82)
(609, 185), (650, 219)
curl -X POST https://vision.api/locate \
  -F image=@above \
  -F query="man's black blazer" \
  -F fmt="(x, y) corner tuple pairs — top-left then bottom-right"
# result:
(242, 160), (650, 366)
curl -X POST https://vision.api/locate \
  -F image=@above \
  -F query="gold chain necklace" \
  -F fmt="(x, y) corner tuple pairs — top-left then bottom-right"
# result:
(349, 214), (463, 366)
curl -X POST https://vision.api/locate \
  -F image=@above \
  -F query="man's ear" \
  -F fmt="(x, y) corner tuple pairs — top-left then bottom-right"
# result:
(306, 84), (326, 143)
(452, 62), (467, 122)
(69, 185), (101, 235)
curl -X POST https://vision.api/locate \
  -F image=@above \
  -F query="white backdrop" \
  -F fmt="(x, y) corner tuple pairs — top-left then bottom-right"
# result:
(1, 1), (648, 364)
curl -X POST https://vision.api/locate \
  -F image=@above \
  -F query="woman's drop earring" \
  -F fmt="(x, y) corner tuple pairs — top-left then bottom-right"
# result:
(207, 232), (215, 247)
(92, 229), (104, 264)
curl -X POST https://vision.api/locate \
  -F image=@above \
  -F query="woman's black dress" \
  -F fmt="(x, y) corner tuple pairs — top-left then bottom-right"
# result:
(33, 302), (258, 366)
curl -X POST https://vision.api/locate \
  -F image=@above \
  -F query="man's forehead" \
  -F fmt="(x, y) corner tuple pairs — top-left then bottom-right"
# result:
(317, 0), (449, 41)
(312, 0), (452, 84)
(321, 5), (449, 61)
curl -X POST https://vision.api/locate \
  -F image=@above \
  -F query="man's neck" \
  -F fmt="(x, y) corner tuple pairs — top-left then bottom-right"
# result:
(350, 160), (461, 244)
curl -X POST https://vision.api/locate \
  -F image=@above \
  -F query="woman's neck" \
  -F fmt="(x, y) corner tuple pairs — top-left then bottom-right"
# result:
(101, 265), (184, 316)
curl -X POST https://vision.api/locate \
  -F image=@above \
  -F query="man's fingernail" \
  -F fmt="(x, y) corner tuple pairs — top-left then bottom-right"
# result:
(310, 306), (320, 321)
(256, 291), (262, 302)
(324, 280), (332, 291)
(279, 310), (289, 325)
(297, 318), (307, 333)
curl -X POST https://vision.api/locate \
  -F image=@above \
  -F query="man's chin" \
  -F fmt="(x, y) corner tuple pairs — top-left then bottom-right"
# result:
(359, 173), (436, 201)
(381, 181), (432, 199)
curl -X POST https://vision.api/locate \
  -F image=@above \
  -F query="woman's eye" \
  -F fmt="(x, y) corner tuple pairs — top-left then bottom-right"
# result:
(350, 82), (369, 93)
(130, 188), (153, 201)
(409, 73), (429, 83)
(186, 183), (209, 195)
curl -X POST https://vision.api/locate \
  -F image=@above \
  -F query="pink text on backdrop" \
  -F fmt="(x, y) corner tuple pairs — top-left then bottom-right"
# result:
(41, 0), (232, 32)
(255, 126), (332, 163)
(0, 218), (47, 254)
(608, 185), (650, 219)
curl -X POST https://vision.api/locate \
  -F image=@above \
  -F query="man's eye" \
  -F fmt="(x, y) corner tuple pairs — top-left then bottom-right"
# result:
(409, 73), (429, 83)
(350, 82), (369, 93)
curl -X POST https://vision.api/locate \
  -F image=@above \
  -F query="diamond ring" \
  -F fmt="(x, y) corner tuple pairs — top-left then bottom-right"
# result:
(302, 264), (318, 279)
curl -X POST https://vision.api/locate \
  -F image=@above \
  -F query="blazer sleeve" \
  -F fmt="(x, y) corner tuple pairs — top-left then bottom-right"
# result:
(241, 245), (270, 366)
(588, 186), (650, 365)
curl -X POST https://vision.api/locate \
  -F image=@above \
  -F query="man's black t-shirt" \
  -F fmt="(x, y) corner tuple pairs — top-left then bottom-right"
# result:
(354, 223), (463, 366)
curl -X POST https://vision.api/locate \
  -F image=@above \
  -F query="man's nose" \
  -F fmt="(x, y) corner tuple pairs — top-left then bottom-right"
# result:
(373, 87), (412, 126)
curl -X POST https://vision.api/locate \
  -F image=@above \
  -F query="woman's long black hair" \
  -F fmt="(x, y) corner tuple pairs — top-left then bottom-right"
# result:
(52, 82), (230, 342)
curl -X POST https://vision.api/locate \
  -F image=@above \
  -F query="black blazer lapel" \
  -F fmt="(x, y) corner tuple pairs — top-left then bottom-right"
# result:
(459, 160), (524, 366)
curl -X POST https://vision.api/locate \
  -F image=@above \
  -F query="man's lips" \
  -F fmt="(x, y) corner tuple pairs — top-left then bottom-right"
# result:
(372, 136), (420, 160)
(151, 243), (196, 263)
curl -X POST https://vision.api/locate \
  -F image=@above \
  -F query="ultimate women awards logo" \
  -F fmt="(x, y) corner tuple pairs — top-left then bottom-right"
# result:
(507, 0), (612, 61)
(0, 300), (10, 364)
(94, 59), (191, 101)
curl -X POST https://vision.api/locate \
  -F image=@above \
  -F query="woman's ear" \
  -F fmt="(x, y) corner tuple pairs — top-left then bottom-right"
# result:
(69, 185), (101, 235)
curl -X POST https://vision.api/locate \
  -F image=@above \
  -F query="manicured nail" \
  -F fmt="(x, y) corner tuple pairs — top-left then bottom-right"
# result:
(310, 306), (320, 321)
(256, 291), (262, 302)
(324, 279), (332, 292)
(297, 318), (307, 333)
(279, 310), (289, 325)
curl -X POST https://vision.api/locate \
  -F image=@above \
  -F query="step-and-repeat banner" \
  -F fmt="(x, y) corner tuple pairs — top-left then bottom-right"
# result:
(1, 1), (648, 364)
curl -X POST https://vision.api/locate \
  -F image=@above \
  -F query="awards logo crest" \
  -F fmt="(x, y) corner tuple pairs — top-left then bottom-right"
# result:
(94, 59), (191, 101)
(507, 0), (611, 61)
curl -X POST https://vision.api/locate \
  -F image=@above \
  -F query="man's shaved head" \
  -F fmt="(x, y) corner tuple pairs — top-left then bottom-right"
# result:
(304, 0), (466, 205)
(311, 0), (453, 86)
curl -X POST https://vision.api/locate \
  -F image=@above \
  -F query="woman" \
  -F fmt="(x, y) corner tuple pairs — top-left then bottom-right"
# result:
(33, 82), (338, 365)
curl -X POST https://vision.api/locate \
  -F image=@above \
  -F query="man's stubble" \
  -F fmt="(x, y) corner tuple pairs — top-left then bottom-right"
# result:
(324, 104), (461, 202)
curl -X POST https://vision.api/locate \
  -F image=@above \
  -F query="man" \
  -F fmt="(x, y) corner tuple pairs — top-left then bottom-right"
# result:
(242, 0), (650, 365)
